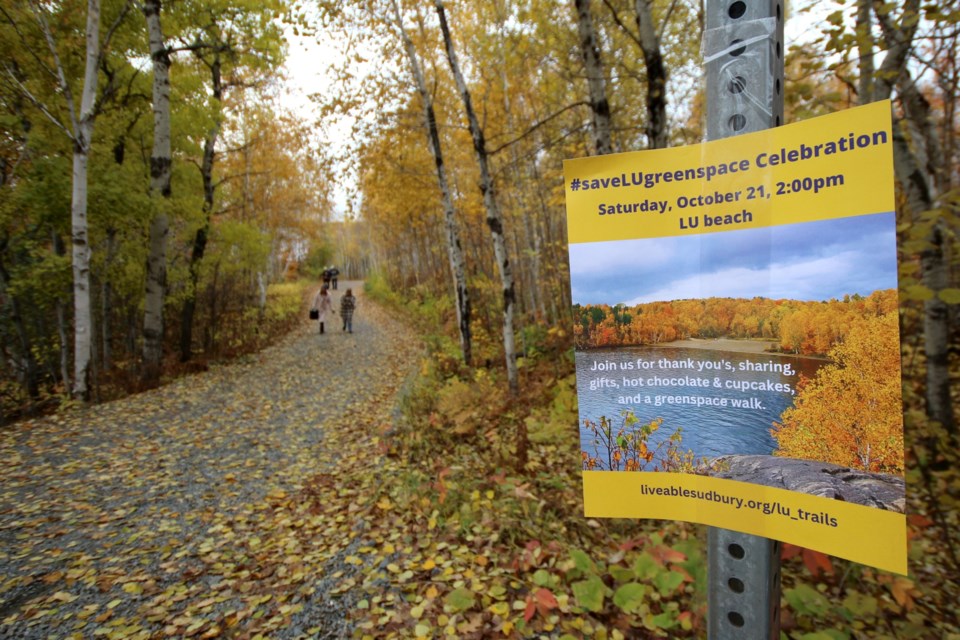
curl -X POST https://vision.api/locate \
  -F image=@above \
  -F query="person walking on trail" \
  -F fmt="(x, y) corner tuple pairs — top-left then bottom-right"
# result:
(312, 288), (334, 334)
(340, 288), (356, 333)
(330, 266), (340, 290)
(322, 267), (332, 290)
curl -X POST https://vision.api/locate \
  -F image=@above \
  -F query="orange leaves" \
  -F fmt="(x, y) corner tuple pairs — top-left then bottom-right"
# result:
(773, 311), (904, 474)
(574, 292), (900, 355)
(523, 587), (559, 622)
(889, 576), (921, 610)
(782, 543), (834, 578)
(433, 466), (451, 505)
(648, 543), (686, 565)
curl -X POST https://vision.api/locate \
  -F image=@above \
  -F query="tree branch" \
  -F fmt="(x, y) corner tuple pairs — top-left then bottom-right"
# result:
(1, 63), (71, 139)
(602, 0), (643, 48)
(488, 101), (590, 155)
(29, 0), (79, 132)
(0, 5), (61, 84)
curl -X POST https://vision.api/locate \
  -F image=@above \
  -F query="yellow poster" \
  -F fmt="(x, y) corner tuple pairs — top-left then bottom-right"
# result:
(564, 101), (906, 575)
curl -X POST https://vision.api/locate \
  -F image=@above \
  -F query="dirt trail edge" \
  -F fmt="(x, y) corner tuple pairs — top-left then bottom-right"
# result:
(0, 283), (422, 639)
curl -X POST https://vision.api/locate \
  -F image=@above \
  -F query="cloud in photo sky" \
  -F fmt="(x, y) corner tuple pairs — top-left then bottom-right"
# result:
(568, 213), (897, 305)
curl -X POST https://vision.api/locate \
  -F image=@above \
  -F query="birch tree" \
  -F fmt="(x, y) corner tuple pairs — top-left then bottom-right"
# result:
(2, 0), (133, 399)
(141, 0), (172, 387)
(434, 0), (519, 396)
(389, 0), (472, 365)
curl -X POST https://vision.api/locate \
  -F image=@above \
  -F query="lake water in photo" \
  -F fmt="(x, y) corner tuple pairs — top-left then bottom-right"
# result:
(575, 344), (826, 464)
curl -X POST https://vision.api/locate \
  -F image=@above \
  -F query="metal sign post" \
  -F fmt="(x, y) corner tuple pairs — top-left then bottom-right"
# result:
(703, 1), (785, 638)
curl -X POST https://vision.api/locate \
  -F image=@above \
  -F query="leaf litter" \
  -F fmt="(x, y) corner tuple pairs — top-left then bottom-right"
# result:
(0, 285), (422, 639)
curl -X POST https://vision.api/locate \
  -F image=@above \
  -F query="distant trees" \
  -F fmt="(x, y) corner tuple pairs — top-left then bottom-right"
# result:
(572, 290), (898, 355)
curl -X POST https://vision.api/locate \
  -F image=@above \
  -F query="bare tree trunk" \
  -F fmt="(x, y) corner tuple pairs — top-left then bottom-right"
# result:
(575, 0), (613, 155)
(62, 0), (108, 400)
(70, 129), (93, 400)
(635, 0), (668, 148)
(435, 0), (519, 397)
(391, 0), (472, 365)
(141, 0), (172, 387)
(180, 53), (221, 362)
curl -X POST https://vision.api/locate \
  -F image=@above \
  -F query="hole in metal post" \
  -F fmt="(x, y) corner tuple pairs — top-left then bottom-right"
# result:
(777, 3), (782, 21)
(728, 611), (746, 627)
(729, 39), (746, 56)
(728, 543), (746, 558)
(729, 76), (747, 94)
(776, 78), (781, 94)
(776, 115), (782, 126)
(728, 577), (745, 593)
(728, 1), (746, 18)
(729, 114), (747, 131)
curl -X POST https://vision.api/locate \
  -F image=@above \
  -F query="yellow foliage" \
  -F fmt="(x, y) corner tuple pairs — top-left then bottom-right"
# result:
(772, 312), (904, 474)
(434, 375), (504, 436)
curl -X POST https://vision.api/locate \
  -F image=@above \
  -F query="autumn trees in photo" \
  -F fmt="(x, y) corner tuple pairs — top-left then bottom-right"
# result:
(772, 311), (904, 475)
(325, 1), (957, 478)
(572, 289), (898, 356)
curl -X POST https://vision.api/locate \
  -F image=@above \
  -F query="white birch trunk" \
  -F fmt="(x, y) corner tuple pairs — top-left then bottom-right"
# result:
(435, 0), (518, 395)
(69, 0), (103, 399)
(26, 0), (131, 398)
(392, 0), (472, 365)
(141, 0), (172, 387)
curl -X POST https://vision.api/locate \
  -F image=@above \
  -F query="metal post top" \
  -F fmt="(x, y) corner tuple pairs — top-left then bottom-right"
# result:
(704, 0), (785, 139)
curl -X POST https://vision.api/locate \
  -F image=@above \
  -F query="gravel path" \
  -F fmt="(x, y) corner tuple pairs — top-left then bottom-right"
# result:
(0, 283), (422, 639)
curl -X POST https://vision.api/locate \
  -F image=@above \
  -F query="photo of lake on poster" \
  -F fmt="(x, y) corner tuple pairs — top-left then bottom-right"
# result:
(569, 213), (904, 475)
(576, 344), (824, 462)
